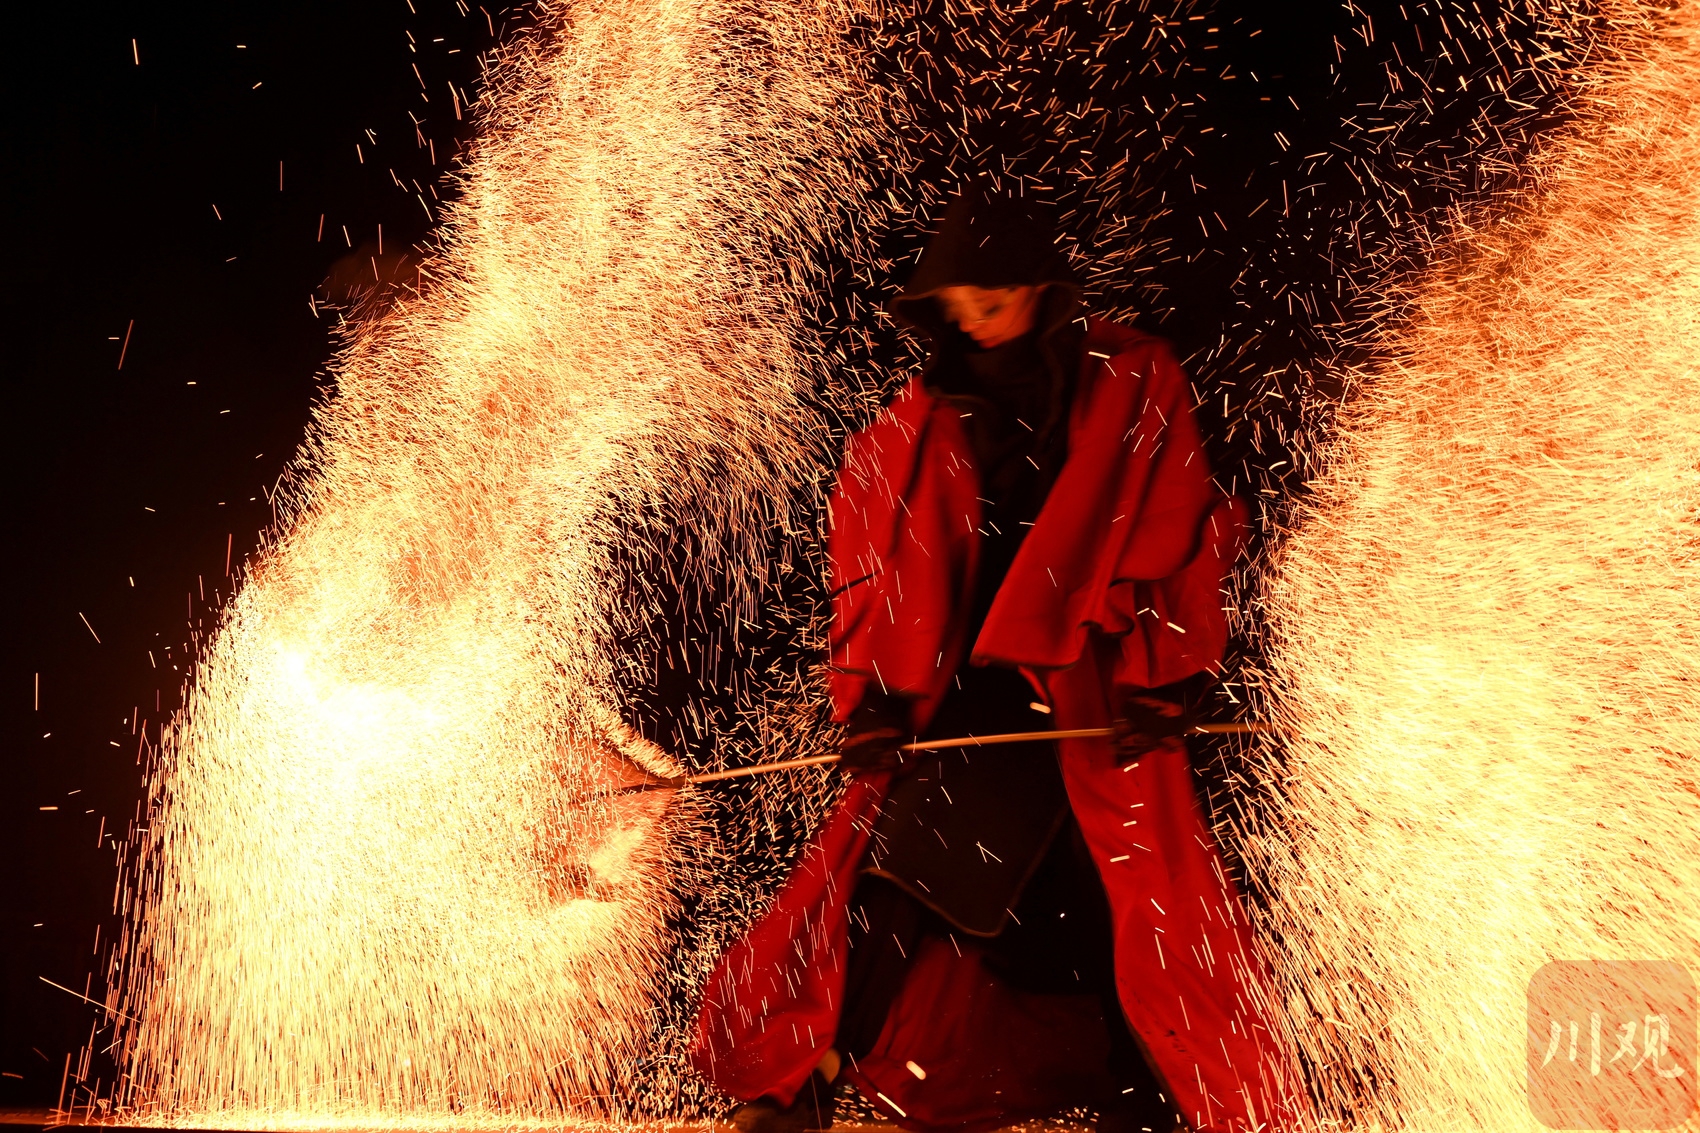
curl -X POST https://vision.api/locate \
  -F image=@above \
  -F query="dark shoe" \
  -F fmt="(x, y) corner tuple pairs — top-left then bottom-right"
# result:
(730, 1069), (839, 1133)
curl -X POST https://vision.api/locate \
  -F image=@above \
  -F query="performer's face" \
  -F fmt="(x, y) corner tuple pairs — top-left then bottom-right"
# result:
(937, 285), (1040, 348)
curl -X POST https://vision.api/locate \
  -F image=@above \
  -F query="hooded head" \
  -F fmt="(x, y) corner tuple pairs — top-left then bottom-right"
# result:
(891, 182), (1082, 361)
(892, 182), (1087, 513)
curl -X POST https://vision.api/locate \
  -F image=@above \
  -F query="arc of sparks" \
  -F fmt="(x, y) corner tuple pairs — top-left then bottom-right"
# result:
(115, 0), (898, 1121)
(1246, 3), (1700, 1127)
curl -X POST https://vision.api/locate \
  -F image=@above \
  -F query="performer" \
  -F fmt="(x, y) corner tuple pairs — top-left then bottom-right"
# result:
(692, 184), (1294, 1133)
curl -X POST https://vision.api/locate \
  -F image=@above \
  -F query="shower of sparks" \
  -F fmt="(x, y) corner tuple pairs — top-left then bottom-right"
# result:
(80, 0), (1685, 1127)
(111, 0), (893, 1123)
(1244, 2), (1700, 1128)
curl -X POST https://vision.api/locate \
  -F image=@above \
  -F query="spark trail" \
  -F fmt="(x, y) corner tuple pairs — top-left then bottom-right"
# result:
(114, 0), (891, 1123)
(103, 0), (1688, 1127)
(1248, 3), (1700, 1128)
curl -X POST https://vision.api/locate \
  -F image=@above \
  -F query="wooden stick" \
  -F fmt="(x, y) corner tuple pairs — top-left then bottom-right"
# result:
(901, 727), (1112, 750)
(626, 722), (1280, 790)
(680, 753), (845, 785)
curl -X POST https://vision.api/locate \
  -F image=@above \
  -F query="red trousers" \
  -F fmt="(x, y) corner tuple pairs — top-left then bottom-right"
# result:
(691, 649), (1305, 1132)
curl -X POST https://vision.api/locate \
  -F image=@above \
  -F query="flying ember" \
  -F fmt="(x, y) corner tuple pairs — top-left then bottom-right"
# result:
(96, 0), (1700, 1129)
(113, 0), (892, 1123)
(1246, 1), (1700, 1128)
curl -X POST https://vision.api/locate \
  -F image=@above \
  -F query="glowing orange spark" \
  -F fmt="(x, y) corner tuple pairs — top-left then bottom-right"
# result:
(1247, 3), (1700, 1127)
(114, 0), (894, 1123)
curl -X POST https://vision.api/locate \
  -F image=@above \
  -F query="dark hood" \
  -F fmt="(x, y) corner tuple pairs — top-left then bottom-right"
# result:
(891, 184), (1086, 481)
(889, 183), (1090, 563)
(890, 183), (1083, 366)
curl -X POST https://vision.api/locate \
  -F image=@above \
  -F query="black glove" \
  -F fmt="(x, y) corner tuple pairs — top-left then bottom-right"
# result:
(837, 691), (913, 774)
(1112, 694), (1193, 764)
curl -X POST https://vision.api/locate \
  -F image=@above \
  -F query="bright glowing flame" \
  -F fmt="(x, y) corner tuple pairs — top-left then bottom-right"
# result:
(114, 0), (890, 1122)
(1247, 3), (1700, 1128)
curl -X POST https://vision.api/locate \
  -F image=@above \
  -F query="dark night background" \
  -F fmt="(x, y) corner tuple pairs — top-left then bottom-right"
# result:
(1, 0), (1577, 1113)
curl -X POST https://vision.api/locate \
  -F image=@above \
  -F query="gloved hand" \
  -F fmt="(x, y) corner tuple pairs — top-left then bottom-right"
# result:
(837, 691), (913, 774)
(1112, 694), (1193, 764)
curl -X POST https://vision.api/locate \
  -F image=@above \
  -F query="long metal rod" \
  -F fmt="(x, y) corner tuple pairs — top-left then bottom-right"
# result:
(642, 721), (1279, 789)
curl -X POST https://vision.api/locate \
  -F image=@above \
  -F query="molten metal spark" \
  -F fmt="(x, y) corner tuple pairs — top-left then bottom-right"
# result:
(114, 0), (894, 1123)
(105, 0), (1689, 1126)
(1247, 3), (1700, 1128)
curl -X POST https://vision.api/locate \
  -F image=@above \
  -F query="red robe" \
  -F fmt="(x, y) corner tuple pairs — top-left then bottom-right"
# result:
(691, 320), (1301, 1132)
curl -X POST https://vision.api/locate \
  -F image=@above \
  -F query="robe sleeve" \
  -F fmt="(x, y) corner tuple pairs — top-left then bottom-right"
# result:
(826, 385), (977, 728)
(1097, 343), (1248, 689)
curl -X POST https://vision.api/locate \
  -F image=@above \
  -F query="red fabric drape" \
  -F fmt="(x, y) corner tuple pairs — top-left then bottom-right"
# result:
(692, 321), (1303, 1132)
